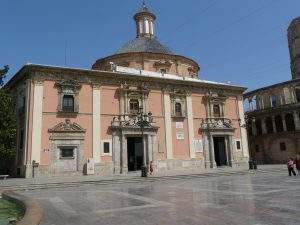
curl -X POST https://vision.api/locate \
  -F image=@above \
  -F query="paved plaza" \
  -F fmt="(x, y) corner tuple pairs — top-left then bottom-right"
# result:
(20, 171), (300, 225)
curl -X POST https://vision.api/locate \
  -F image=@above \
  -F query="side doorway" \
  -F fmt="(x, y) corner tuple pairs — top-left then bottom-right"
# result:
(127, 137), (143, 171)
(213, 137), (228, 166)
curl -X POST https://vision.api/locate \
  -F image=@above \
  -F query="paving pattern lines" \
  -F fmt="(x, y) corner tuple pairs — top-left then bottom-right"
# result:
(18, 172), (300, 225)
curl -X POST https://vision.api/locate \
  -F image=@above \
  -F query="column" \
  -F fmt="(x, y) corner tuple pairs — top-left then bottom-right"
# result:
(31, 80), (43, 163)
(261, 118), (267, 134)
(271, 116), (277, 133)
(237, 97), (249, 158)
(113, 132), (121, 174)
(228, 135), (236, 166)
(121, 135), (127, 173)
(209, 135), (217, 168)
(186, 94), (196, 159)
(147, 135), (153, 163)
(92, 84), (101, 163)
(203, 134), (211, 168)
(163, 91), (173, 159)
(293, 111), (300, 130)
(282, 114), (287, 131)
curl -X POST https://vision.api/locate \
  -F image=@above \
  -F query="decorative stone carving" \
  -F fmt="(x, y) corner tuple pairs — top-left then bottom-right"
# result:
(111, 114), (158, 130)
(201, 118), (233, 130)
(48, 119), (86, 133)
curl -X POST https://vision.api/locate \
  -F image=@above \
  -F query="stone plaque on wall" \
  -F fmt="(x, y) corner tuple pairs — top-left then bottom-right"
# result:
(176, 132), (184, 140)
(194, 139), (203, 152)
(176, 122), (183, 129)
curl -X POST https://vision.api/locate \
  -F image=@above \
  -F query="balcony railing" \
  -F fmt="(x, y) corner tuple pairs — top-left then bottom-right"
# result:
(171, 110), (187, 118)
(111, 114), (155, 128)
(201, 117), (233, 130)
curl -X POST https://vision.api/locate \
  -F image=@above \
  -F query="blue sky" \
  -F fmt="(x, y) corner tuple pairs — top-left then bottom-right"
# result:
(1, 0), (299, 91)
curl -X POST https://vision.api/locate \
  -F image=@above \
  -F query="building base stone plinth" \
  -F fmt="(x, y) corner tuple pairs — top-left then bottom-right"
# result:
(94, 162), (114, 176)
(156, 159), (205, 172)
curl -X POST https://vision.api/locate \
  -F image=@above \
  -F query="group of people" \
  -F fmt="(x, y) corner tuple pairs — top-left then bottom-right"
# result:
(287, 154), (300, 176)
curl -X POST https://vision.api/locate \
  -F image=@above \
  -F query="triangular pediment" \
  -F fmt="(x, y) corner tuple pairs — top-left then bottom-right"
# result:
(48, 119), (86, 133)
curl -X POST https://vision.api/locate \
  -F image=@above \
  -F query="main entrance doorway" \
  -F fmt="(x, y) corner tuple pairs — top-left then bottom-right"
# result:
(213, 137), (228, 166)
(127, 137), (143, 171)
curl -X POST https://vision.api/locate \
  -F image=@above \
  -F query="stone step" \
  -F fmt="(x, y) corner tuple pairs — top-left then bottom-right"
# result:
(1, 169), (284, 192)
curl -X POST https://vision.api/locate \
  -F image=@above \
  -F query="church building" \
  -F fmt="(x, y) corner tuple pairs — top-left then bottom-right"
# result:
(7, 3), (249, 178)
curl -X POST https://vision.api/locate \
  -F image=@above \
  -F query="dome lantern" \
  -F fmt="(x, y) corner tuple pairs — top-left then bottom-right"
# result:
(134, 1), (156, 38)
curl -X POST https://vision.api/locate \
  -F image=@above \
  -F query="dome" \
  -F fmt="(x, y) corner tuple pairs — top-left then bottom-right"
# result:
(117, 36), (173, 54)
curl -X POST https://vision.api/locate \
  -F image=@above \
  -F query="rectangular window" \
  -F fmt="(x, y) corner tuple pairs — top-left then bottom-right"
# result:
(129, 99), (139, 114)
(280, 142), (286, 151)
(103, 142), (110, 154)
(62, 95), (74, 112)
(236, 141), (241, 150)
(60, 147), (74, 158)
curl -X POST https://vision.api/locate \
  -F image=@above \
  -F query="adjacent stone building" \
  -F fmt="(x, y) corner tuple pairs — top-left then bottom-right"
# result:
(7, 3), (249, 178)
(244, 16), (300, 164)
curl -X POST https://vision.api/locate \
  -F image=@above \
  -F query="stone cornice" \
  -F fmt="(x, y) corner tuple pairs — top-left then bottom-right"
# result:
(6, 64), (246, 95)
(244, 79), (300, 98)
(245, 102), (300, 117)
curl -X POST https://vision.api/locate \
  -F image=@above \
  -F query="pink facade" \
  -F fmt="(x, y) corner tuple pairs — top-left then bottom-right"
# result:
(8, 3), (249, 178)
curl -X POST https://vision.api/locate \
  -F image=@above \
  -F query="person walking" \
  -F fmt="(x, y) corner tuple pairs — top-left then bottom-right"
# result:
(294, 154), (300, 175)
(287, 158), (296, 176)
(149, 161), (154, 175)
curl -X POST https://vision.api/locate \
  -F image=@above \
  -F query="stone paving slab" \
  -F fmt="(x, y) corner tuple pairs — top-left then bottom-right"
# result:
(18, 169), (300, 225)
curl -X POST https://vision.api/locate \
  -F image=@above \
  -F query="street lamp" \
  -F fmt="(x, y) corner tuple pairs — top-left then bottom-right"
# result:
(138, 105), (148, 177)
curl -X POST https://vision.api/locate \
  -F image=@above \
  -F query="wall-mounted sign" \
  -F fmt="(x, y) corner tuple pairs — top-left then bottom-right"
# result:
(176, 122), (183, 129)
(194, 139), (203, 152)
(176, 132), (184, 140)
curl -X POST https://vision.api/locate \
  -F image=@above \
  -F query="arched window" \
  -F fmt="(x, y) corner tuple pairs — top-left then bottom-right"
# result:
(275, 115), (284, 132)
(62, 95), (74, 112)
(295, 88), (300, 103)
(265, 117), (273, 134)
(285, 113), (295, 131)
(129, 99), (139, 114)
(213, 104), (221, 117)
(175, 102), (182, 116)
(270, 95), (277, 107)
(255, 119), (263, 135)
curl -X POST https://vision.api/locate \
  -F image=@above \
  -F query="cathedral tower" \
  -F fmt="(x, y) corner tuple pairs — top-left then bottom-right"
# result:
(288, 17), (300, 79)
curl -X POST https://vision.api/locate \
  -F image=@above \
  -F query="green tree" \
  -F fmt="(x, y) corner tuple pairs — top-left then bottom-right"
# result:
(0, 65), (17, 174)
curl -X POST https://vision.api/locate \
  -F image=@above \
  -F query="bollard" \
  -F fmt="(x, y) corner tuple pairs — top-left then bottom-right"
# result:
(248, 159), (254, 170)
(253, 159), (257, 170)
(141, 165), (148, 177)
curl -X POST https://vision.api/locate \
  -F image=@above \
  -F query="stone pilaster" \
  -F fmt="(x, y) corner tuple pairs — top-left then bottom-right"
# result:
(186, 94), (196, 159)
(24, 79), (32, 165)
(163, 91), (173, 159)
(92, 84), (101, 163)
(31, 80), (44, 163)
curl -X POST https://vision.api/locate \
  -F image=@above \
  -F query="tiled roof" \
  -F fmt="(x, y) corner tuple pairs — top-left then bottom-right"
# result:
(117, 37), (173, 54)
